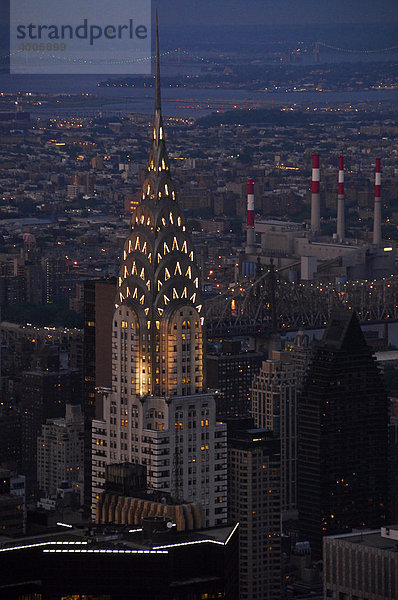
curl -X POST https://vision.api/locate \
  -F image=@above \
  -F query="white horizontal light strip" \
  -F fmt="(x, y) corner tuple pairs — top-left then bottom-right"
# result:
(152, 539), (224, 550)
(43, 549), (168, 554)
(0, 541), (87, 552)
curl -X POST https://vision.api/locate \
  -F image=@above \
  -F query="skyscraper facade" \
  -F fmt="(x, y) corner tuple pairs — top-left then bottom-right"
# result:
(37, 404), (84, 497)
(251, 351), (297, 515)
(298, 309), (388, 559)
(92, 24), (227, 526)
(228, 426), (281, 600)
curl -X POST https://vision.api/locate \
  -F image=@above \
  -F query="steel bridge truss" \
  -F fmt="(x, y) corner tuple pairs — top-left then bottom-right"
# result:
(205, 269), (398, 336)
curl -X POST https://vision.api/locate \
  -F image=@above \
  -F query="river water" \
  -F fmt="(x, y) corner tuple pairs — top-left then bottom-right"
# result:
(1, 74), (398, 117)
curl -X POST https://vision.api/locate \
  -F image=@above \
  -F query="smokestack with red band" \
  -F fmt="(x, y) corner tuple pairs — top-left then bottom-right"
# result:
(373, 158), (381, 245)
(311, 154), (320, 234)
(337, 155), (345, 242)
(246, 179), (256, 253)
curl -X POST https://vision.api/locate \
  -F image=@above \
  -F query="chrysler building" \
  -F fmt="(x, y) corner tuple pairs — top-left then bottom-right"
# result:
(92, 20), (227, 526)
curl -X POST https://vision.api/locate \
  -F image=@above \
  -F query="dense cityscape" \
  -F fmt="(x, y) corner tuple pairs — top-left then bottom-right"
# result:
(1, 4), (398, 600)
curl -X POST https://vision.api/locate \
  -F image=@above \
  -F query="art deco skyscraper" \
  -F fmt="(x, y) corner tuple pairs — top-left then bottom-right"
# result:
(92, 21), (227, 526)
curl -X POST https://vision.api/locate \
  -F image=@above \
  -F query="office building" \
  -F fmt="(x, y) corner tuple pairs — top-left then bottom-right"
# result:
(324, 526), (398, 600)
(21, 352), (81, 495)
(228, 426), (281, 600)
(206, 339), (264, 418)
(251, 351), (297, 515)
(298, 308), (388, 559)
(0, 469), (25, 536)
(37, 404), (84, 497)
(83, 276), (116, 509)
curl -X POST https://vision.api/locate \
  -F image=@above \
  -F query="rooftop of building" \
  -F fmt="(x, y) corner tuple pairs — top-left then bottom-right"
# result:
(375, 350), (398, 362)
(0, 521), (238, 553)
(325, 526), (398, 552)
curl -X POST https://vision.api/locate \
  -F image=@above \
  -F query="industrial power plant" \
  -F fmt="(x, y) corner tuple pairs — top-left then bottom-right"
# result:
(243, 156), (395, 283)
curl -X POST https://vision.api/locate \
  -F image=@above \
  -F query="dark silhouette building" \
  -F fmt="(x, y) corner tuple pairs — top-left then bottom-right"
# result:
(82, 276), (115, 510)
(206, 340), (264, 418)
(0, 523), (238, 599)
(21, 351), (80, 496)
(298, 308), (388, 559)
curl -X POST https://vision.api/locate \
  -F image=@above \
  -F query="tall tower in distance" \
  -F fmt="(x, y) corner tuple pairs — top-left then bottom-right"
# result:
(92, 18), (227, 527)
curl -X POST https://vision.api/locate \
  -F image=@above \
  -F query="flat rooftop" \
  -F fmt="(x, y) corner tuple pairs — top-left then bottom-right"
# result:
(0, 522), (238, 553)
(326, 528), (398, 552)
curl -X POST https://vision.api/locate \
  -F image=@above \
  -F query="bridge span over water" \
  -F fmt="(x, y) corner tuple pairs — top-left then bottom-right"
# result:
(205, 267), (398, 338)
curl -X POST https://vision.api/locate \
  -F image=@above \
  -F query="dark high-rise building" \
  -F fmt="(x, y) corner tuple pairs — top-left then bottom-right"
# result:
(228, 425), (281, 600)
(83, 277), (116, 420)
(42, 257), (72, 304)
(0, 403), (21, 470)
(298, 308), (388, 559)
(0, 523), (239, 599)
(21, 352), (80, 496)
(0, 468), (24, 536)
(251, 351), (297, 516)
(82, 276), (115, 510)
(206, 340), (264, 419)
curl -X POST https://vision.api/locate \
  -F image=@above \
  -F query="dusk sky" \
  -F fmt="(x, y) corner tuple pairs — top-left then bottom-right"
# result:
(153, 0), (398, 26)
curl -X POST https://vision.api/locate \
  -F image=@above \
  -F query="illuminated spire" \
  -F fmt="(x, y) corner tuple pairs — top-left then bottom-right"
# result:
(142, 11), (174, 204)
(155, 10), (161, 114)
